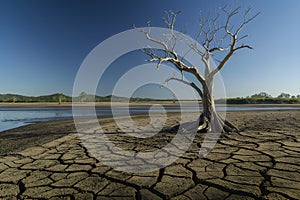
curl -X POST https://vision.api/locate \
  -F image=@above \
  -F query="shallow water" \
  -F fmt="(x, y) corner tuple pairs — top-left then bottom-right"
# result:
(0, 106), (299, 132)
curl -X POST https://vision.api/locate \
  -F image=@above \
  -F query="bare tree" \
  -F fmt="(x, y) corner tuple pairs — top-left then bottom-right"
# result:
(138, 6), (259, 133)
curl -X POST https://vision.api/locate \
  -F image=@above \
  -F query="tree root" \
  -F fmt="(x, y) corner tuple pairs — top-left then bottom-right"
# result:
(168, 112), (239, 134)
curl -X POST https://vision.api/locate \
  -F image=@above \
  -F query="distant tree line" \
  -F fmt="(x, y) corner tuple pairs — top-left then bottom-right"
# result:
(217, 92), (300, 104)
(1, 91), (300, 104)
(0, 93), (157, 103)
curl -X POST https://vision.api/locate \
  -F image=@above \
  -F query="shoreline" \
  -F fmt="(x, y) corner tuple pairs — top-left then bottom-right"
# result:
(1, 105), (300, 135)
(0, 109), (299, 155)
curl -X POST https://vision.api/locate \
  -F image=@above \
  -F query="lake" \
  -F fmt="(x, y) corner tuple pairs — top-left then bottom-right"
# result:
(1, 106), (299, 132)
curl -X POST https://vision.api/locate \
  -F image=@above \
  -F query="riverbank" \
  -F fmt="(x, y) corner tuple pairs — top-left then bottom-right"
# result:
(0, 110), (300, 199)
(1, 104), (299, 134)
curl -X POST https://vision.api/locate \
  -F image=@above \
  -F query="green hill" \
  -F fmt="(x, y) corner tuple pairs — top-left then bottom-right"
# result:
(0, 93), (72, 103)
(0, 93), (151, 103)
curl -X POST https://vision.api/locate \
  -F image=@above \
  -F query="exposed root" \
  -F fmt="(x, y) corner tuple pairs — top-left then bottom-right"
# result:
(168, 112), (239, 134)
(217, 113), (239, 132)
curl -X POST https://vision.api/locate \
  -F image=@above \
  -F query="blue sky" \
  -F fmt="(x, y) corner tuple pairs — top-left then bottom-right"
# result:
(0, 0), (300, 98)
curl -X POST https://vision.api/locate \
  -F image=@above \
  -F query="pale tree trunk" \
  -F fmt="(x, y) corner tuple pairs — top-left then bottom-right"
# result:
(199, 80), (239, 133)
(199, 77), (225, 133)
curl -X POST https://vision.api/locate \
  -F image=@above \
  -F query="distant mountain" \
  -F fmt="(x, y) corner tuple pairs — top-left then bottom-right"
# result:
(0, 93), (172, 103)
(0, 93), (72, 103)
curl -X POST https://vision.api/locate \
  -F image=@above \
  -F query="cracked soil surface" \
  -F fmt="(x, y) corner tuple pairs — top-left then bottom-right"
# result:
(0, 110), (300, 199)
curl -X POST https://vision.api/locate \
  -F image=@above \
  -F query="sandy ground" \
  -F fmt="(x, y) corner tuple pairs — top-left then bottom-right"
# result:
(0, 110), (300, 199)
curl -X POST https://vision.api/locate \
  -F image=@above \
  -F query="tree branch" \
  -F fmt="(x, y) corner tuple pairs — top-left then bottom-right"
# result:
(138, 21), (170, 54)
(210, 48), (234, 77)
(147, 56), (206, 85)
(164, 77), (203, 98)
(234, 44), (253, 51)
(209, 46), (230, 53)
(235, 7), (260, 36)
(209, 6), (259, 77)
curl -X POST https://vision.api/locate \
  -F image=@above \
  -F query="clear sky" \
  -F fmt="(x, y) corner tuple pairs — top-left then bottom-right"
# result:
(0, 0), (300, 98)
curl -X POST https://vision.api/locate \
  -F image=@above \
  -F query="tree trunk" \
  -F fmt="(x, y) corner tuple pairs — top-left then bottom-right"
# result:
(198, 78), (238, 133)
(167, 81), (238, 134)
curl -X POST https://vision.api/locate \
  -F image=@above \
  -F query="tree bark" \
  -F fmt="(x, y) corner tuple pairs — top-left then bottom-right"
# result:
(197, 77), (237, 133)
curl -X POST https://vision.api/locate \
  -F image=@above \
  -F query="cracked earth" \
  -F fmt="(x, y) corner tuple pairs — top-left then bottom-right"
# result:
(0, 110), (300, 199)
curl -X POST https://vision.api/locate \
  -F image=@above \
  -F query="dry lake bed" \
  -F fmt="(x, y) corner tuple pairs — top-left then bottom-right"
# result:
(0, 110), (300, 199)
